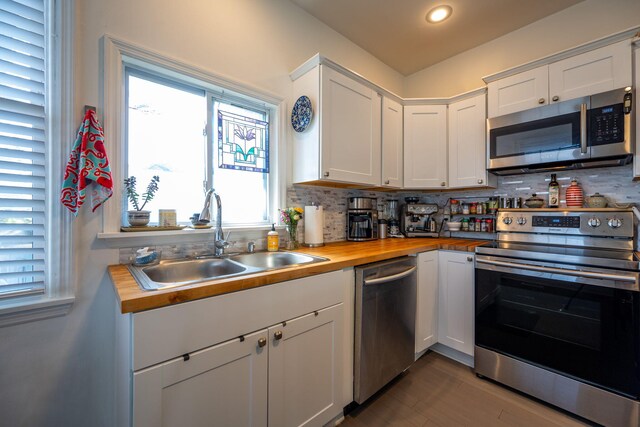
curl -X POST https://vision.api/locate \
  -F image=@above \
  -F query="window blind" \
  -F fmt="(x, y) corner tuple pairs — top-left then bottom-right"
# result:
(0, 0), (46, 299)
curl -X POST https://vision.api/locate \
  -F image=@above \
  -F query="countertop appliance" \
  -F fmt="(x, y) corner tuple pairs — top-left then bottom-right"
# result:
(475, 208), (640, 427)
(354, 256), (417, 404)
(487, 87), (633, 175)
(400, 203), (439, 237)
(347, 197), (378, 241)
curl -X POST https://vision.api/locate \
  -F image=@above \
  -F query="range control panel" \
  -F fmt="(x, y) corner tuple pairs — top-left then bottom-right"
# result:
(497, 209), (633, 238)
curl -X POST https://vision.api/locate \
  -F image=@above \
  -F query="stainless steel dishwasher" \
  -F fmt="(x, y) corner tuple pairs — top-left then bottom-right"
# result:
(354, 256), (417, 404)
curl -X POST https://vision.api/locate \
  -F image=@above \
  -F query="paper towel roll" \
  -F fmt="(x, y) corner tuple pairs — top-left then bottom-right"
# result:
(304, 205), (324, 246)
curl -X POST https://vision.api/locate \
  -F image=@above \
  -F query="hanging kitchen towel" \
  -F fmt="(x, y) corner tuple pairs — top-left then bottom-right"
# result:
(60, 109), (113, 216)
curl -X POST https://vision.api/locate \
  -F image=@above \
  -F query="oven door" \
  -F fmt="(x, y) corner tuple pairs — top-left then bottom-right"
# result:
(488, 96), (589, 171)
(475, 255), (640, 399)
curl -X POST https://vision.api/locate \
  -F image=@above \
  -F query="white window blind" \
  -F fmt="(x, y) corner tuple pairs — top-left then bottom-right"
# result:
(0, 0), (46, 299)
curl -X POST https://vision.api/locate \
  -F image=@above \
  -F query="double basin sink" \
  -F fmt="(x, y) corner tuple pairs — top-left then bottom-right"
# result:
(128, 251), (329, 291)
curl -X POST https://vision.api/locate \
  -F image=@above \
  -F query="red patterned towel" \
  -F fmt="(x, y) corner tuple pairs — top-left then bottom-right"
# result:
(60, 109), (113, 215)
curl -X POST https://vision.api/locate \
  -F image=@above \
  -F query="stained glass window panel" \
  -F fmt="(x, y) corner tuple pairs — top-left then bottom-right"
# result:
(218, 110), (269, 173)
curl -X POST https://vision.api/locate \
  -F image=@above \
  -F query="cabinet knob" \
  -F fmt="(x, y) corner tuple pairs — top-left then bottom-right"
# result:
(467, 256), (473, 262)
(477, 179), (483, 184)
(538, 98), (545, 104)
(258, 337), (267, 348)
(552, 95), (560, 102)
(274, 331), (283, 340)
(441, 181), (446, 187)
(323, 172), (330, 177)
(384, 179), (390, 185)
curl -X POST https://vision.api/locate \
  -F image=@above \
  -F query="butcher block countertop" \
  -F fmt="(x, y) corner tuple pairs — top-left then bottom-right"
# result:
(109, 238), (488, 314)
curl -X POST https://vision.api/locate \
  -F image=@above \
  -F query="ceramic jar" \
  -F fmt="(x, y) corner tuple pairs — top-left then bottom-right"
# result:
(586, 193), (608, 208)
(565, 179), (584, 208)
(524, 194), (544, 208)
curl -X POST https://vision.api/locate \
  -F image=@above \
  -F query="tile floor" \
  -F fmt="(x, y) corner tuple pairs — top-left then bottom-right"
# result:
(341, 352), (593, 427)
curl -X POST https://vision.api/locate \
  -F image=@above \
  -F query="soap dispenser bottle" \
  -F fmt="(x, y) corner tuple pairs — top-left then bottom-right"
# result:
(267, 223), (279, 252)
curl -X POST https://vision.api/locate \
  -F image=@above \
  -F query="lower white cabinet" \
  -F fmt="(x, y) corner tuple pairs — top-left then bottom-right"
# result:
(415, 251), (438, 354)
(437, 251), (475, 357)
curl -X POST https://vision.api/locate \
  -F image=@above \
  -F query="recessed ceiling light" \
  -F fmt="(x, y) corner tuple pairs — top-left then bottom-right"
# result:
(426, 5), (453, 23)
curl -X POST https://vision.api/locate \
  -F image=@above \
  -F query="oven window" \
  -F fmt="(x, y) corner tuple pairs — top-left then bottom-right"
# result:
(490, 112), (580, 158)
(476, 269), (640, 399)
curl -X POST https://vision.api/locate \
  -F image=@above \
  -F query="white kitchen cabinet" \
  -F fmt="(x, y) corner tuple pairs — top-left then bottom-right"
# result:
(437, 251), (475, 357)
(291, 59), (382, 187)
(403, 104), (447, 189)
(634, 40), (640, 179)
(488, 39), (632, 117)
(448, 93), (495, 189)
(415, 251), (438, 355)
(269, 304), (343, 427)
(381, 96), (403, 188)
(133, 329), (268, 427)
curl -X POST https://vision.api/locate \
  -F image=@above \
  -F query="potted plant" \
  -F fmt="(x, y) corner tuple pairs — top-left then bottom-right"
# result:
(123, 175), (160, 226)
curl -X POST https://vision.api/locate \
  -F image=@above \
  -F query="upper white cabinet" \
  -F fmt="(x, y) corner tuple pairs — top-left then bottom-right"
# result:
(381, 96), (403, 188)
(291, 61), (382, 186)
(415, 251), (438, 355)
(488, 39), (632, 118)
(403, 104), (447, 189)
(438, 251), (475, 357)
(448, 93), (494, 189)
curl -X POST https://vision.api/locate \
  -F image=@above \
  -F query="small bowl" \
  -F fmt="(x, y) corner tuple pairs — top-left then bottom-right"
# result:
(585, 193), (608, 208)
(447, 221), (461, 231)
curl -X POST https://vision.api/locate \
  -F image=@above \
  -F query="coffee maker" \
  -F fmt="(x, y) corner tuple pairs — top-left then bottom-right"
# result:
(347, 197), (378, 241)
(400, 203), (439, 237)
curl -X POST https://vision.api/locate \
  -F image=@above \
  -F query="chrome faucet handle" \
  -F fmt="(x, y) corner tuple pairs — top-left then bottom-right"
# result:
(247, 241), (256, 253)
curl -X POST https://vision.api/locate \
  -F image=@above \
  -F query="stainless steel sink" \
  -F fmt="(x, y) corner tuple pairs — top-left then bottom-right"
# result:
(128, 251), (328, 291)
(230, 251), (327, 270)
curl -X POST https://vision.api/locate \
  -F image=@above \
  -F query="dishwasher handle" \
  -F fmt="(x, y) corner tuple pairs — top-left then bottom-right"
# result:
(364, 266), (416, 286)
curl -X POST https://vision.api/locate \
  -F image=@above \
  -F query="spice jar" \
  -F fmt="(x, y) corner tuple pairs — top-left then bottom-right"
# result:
(487, 197), (498, 214)
(470, 202), (477, 214)
(477, 202), (484, 215)
(475, 218), (482, 232)
(450, 199), (460, 214)
(486, 218), (493, 233)
(468, 218), (475, 232)
(480, 219), (488, 232)
(461, 218), (469, 231)
(462, 203), (470, 215)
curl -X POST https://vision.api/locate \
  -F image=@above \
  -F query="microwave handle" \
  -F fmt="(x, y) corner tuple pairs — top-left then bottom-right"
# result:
(580, 103), (588, 154)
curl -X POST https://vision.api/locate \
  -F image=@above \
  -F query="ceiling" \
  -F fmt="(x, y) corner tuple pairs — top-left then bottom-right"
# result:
(290, 0), (585, 76)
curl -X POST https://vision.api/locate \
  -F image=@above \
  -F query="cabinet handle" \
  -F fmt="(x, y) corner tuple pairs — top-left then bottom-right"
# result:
(477, 179), (483, 184)
(467, 256), (473, 262)
(274, 331), (283, 340)
(552, 95), (560, 102)
(441, 181), (446, 187)
(538, 98), (545, 104)
(384, 179), (390, 185)
(258, 337), (267, 348)
(323, 172), (330, 177)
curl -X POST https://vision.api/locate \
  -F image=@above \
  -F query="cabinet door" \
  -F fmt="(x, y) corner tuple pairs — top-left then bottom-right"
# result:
(448, 94), (488, 188)
(269, 304), (343, 427)
(403, 104), (447, 189)
(321, 66), (382, 186)
(133, 329), (268, 427)
(438, 251), (475, 357)
(549, 39), (632, 104)
(416, 251), (438, 355)
(381, 96), (403, 188)
(487, 66), (548, 118)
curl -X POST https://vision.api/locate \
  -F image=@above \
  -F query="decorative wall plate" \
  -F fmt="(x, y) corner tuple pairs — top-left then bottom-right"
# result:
(291, 95), (313, 132)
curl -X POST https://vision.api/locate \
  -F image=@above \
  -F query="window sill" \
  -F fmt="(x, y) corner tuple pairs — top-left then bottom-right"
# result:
(97, 224), (284, 248)
(0, 295), (75, 328)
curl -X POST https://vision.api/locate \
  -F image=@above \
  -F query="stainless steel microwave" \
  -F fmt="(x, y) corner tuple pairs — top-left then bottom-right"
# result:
(487, 87), (633, 175)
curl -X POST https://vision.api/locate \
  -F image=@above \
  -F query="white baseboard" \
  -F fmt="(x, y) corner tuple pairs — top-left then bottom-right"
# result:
(429, 343), (474, 368)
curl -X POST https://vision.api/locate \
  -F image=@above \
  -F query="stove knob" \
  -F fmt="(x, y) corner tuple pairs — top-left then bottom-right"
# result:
(502, 216), (513, 225)
(587, 217), (601, 228)
(608, 218), (623, 229)
(516, 217), (527, 225)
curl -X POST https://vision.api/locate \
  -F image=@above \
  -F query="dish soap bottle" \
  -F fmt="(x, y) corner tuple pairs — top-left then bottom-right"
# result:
(548, 174), (560, 208)
(267, 223), (279, 252)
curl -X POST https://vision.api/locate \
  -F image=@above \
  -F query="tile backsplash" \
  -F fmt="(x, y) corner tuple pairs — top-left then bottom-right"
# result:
(288, 164), (640, 243)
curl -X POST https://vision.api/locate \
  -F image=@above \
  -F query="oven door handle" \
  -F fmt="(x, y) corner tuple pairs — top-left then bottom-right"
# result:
(477, 258), (637, 283)
(364, 266), (416, 286)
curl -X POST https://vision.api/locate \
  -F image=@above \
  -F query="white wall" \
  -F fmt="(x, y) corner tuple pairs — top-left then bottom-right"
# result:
(404, 0), (640, 97)
(0, 1), (403, 426)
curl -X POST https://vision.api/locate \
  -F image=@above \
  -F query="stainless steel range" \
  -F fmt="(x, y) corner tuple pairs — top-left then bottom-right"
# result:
(475, 208), (640, 427)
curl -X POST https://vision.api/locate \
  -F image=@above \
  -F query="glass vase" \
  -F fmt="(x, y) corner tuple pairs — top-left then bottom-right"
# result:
(286, 224), (299, 250)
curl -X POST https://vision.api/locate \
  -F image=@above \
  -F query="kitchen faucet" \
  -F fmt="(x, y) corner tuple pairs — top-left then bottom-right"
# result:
(200, 188), (229, 256)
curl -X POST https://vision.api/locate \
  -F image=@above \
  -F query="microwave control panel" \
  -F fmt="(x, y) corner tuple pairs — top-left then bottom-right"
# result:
(589, 103), (624, 145)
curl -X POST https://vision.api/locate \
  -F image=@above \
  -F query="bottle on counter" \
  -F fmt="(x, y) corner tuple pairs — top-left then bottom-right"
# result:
(548, 174), (560, 208)
(267, 223), (279, 251)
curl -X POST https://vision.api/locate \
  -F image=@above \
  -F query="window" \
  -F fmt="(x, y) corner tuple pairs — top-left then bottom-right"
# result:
(126, 69), (272, 226)
(0, 0), (73, 320)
